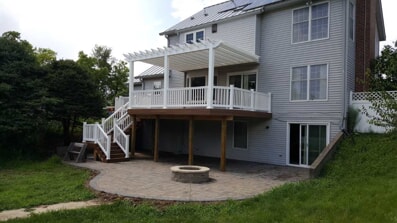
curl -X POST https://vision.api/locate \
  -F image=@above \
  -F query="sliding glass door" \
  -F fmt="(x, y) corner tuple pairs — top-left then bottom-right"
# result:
(289, 124), (327, 166)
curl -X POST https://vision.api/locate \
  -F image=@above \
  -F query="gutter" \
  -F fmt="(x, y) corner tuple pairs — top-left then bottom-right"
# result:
(343, 0), (349, 131)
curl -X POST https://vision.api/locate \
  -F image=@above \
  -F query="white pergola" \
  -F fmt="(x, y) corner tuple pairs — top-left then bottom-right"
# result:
(124, 39), (260, 109)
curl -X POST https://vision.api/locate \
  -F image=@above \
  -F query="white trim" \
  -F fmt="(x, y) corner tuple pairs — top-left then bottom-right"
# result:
(348, 0), (356, 41)
(124, 39), (259, 72)
(185, 29), (205, 44)
(226, 69), (258, 91)
(289, 64), (329, 102)
(286, 122), (330, 166)
(291, 1), (330, 44)
(233, 121), (248, 150)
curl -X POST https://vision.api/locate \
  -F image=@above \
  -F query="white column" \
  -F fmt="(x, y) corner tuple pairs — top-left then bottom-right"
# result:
(207, 44), (214, 109)
(163, 52), (169, 109)
(128, 61), (134, 109)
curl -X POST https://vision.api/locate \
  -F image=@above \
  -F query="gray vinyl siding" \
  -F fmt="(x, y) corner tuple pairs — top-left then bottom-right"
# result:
(177, 15), (257, 54)
(256, 0), (346, 165)
(152, 119), (283, 164)
(142, 78), (163, 90)
(142, 71), (184, 90)
(138, 0), (351, 166)
(170, 70), (185, 88)
(159, 120), (186, 153)
(168, 34), (179, 46)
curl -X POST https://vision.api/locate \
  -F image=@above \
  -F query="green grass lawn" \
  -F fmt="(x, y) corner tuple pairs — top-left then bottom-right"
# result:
(3, 133), (397, 222)
(0, 156), (95, 211)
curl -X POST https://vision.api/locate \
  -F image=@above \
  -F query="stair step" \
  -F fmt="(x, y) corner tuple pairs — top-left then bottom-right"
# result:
(91, 142), (130, 163)
(104, 157), (131, 163)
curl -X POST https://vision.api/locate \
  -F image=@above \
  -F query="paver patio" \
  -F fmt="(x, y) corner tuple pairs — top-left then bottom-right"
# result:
(69, 154), (309, 201)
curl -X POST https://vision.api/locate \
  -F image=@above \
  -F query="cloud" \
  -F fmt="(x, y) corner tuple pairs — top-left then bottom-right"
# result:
(0, 2), (20, 35)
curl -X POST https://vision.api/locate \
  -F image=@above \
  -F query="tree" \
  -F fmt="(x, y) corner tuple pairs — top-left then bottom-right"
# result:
(365, 41), (397, 132)
(77, 45), (128, 105)
(34, 48), (57, 66)
(46, 60), (105, 145)
(0, 31), (48, 151)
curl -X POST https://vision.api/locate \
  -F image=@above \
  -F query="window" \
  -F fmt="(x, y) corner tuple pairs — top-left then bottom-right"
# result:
(291, 64), (327, 101)
(190, 76), (206, 87)
(153, 81), (162, 95)
(153, 81), (162, 90)
(228, 73), (256, 90)
(234, 121), (248, 149)
(185, 30), (205, 43)
(292, 2), (329, 43)
(349, 2), (355, 40)
(212, 24), (218, 33)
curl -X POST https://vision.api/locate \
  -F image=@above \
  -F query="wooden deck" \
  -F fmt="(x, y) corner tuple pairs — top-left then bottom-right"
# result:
(127, 108), (272, 120)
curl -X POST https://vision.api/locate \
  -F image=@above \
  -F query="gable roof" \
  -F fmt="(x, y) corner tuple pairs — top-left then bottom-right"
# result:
(136, 65), (164, 79)
(160, 0), (282, 36)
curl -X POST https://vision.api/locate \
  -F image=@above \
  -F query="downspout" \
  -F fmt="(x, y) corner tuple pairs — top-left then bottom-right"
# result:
(363, 0), (367, 90)
(342, 0), (349, 131)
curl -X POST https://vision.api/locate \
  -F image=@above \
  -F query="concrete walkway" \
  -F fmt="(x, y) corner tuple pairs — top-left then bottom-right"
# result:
(0, 200), (104, 221)
(70, 155), (309, 201)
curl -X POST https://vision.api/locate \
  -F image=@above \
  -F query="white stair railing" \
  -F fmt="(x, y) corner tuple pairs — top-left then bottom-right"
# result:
(113, 119), (130, 158)
(90, 123), (111, 160)
(102, 102), (129, 134)
(82, 101), (133, 160)
(82, 122), (98, 142)
(117, 113), (133, 131)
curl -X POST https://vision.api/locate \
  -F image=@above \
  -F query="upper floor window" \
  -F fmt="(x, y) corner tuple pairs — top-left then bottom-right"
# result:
(349, 2), (355, 40)
(185, 30), (205, 44)
(291, 64), (328, 101)
(292, 2), (329, 43)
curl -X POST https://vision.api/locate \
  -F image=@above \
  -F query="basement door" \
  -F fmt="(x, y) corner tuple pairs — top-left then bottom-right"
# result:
(289, 124), (327, 166)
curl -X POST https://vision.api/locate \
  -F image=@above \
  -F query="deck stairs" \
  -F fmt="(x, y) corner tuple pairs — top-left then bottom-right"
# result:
(82, 102), (133, 162)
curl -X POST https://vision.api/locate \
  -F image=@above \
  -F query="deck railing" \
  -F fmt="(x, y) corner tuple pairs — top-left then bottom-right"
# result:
(83, 101), (133, 160)
(83, 123), (110, 160)
(113, 119), (129, 158)
(130, 85), (271, 112)
(102, 102), (129, 134)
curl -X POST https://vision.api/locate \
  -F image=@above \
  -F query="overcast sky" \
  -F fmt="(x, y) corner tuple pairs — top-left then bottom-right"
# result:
(0, 0), (396, 73)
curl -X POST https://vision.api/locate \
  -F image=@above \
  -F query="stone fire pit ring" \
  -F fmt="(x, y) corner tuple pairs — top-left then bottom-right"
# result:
(171, 165), (210, 183)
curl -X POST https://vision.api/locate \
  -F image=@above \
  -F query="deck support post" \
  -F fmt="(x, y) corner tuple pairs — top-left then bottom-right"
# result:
(188, 118), (194, 165)
(220, 118), (227, 171)
(128, 61), (134, 109)
(130, 116), (137, 158)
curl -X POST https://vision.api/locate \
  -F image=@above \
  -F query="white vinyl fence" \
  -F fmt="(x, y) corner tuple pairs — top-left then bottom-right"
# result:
(350, 91), (397, 133)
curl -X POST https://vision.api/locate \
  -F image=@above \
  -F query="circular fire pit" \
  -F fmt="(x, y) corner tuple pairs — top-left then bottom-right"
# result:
(171, 165), (210, 183)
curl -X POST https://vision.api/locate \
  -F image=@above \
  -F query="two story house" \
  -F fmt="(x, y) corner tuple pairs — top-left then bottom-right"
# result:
(84, 0), (385, 170)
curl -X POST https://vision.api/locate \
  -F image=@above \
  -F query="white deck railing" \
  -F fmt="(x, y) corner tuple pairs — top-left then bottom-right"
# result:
(83, 101), (133, 160)
(102, 102), (129, 134)
(115, 96), (129, 110)
(83, 123), (110, 160)
(130, 85), (271, 112)
(113, 119), (129, 158)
